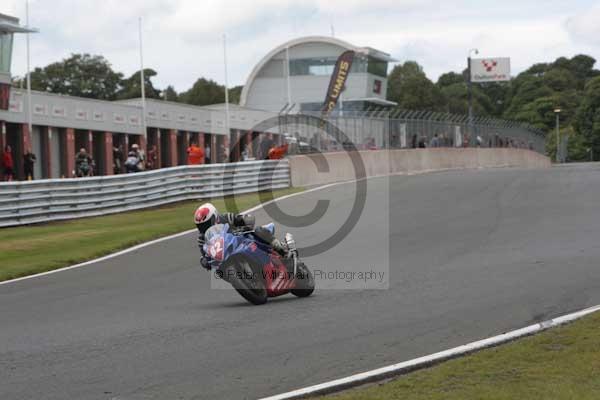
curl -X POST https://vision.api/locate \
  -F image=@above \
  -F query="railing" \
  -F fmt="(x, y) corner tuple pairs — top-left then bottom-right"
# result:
(0, 160), (290, 228)
(277, 110), (547, 155)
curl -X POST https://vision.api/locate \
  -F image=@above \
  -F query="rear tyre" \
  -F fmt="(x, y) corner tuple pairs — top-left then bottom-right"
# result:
(225, 258), (268, 305)
(291, 262), (315, 298)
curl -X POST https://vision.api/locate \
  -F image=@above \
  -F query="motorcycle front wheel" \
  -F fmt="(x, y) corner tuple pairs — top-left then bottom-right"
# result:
(225, 257), (268, 305)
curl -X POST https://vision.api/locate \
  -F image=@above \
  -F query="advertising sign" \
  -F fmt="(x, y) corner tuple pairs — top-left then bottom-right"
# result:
(321, 50), (355, 120)
(470, 57), (511, 82)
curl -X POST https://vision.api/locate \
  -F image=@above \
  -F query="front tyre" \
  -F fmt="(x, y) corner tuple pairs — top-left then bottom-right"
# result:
(225, 258), (268, 305)
(291, 262), (315, 298)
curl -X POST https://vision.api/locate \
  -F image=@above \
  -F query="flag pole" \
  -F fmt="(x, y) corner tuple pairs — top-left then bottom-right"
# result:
(223, 34), (230, 141)
(26, 0), (33, 138)
(285, 45), (292, 107)
(138, 17), (147, 140)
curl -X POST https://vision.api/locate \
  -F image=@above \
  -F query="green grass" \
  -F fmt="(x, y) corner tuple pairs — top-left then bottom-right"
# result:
(322, 311), (600, 400)
(0, 187), (303, 282)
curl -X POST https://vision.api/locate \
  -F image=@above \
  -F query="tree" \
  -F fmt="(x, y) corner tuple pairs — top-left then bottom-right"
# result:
(228, 85), (243, 105)
(542, 68), (577, 92)
(26, 54), (123, 100)
(116, 69), (161, 100)
(557, 54), (598, 90)
(438, 82), (495, 116)
(513, 96), (557, 130)
(178, 78), (226, 106)
(161, 85), (178, 102)
(524, 63), (550, 77)
(574, 76), (600, 157)
(503, 75), (554, 118)
(436, 72), (465, 88)
(387, 61), (445, 110)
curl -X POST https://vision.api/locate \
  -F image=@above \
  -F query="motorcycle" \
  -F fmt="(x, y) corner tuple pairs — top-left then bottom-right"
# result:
(203, 223), (315, 305)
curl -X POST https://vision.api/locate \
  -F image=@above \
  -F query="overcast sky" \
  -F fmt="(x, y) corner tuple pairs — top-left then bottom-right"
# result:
(3, 0), (600, 92)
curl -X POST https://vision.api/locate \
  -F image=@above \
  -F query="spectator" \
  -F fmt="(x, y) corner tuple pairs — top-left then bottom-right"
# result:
(310, 133), (319, 152)
(146, 145), (158, 170)
(131, 144), (146, 171)
(23, 148), (37, 180)
(411, 134), (418, 149)
(268, 143), (288, 160)
(367, 137), (377, 150)
(439, 133), (447, 147)
(204, 143), (211, 164)
(260, 134), (274, 159)
(430, 134), (440, 148)
(113, 145), (123, 174)
(186, 141), (204, 165)
(75, 148), (93, 177)
(418, 136), (427, 148)
(218, 143), (228, 163)
(476, 135), (483, 147)
(2, 145), (14, 181)
(241, 144), (250, 161)
(125, 151), (141, 173)
(463, 135), (470, 148)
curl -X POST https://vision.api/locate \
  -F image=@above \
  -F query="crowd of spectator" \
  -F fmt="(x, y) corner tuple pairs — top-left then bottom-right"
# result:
(3, 129), (537, 182)
(2, 145), (38, 182)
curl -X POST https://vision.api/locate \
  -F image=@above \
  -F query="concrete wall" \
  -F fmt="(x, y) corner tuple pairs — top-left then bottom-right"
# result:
(288, 148), (551, 187)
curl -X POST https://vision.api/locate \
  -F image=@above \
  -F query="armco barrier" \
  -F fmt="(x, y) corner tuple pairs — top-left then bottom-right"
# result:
(288, 148), (551, 187)
(0, 160), (290, 228)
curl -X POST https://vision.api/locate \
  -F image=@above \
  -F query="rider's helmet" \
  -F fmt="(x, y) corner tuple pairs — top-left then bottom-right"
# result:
(194, 202), (218, 233)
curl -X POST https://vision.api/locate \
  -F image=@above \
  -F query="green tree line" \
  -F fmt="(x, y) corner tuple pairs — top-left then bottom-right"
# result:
(12, 53), (243, 106)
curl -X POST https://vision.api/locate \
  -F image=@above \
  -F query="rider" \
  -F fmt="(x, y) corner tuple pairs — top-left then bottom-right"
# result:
(194, 202), (290, 270)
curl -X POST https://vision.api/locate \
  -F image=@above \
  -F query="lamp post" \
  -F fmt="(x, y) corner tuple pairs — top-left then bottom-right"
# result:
(554, 108), (561, 163)
(467, 48), (479, 146)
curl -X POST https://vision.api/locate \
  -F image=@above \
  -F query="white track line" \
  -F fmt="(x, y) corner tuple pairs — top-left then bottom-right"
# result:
(0, 182), (344, 286)
(259, 304), (600, 400)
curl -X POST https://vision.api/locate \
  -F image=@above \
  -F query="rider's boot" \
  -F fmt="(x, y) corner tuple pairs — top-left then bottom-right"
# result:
(269, 238), (294, 275)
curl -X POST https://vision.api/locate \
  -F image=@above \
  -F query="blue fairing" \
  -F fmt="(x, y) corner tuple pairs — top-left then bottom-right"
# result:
(204, 224), (272, 270)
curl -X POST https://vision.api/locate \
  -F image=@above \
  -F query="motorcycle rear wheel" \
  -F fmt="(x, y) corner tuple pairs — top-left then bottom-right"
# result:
(225, 257), (268, 305)
(291, 262), (315, 298)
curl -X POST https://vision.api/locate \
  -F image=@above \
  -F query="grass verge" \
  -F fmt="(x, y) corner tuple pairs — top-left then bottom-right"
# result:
(322, 311), (600, 400)
(0, 187), (303, 282)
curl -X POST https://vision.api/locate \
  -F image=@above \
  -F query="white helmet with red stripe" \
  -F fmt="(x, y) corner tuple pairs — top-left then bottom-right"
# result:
(194, 203), (217, 232)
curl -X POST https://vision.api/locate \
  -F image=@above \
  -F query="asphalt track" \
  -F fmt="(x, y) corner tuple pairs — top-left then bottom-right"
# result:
(2, 163), (600, 400)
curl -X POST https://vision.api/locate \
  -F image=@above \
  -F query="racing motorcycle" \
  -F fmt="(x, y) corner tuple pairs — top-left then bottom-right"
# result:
(203, 223), (315, 305)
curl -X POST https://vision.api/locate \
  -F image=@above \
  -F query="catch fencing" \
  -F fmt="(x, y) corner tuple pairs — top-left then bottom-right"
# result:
(0, 160), (290, 227)
(278, 109), (547, 155)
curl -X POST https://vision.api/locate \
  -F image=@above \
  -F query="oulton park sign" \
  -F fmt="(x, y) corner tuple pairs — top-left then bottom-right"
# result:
(470, 57), (511, 83)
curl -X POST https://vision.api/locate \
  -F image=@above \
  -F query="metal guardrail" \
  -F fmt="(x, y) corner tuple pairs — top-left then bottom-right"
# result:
(0, 160), (290, 227)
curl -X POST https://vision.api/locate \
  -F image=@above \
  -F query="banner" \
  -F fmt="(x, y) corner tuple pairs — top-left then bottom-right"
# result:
(470, 57), (510, 83)
(0, 83), (10, 111)
(321, 50), (355, 120)
(400, 123), (407, 148)
(455, 126), (463, 148)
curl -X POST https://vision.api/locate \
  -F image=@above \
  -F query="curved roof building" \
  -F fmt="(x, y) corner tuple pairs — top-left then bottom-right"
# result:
(240, 36), (396, 112)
